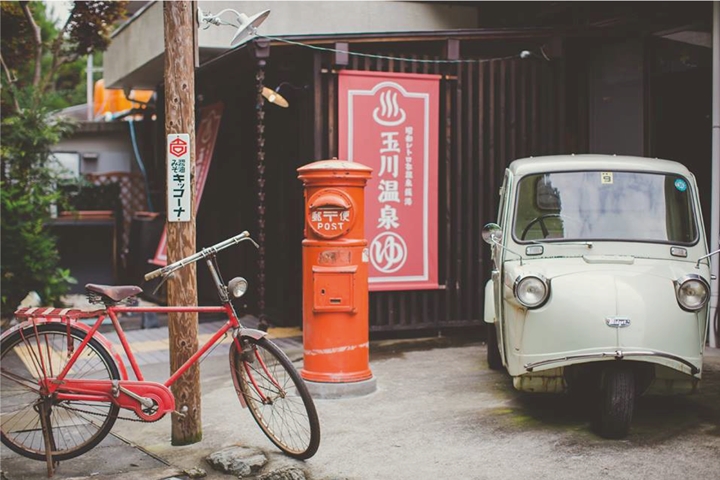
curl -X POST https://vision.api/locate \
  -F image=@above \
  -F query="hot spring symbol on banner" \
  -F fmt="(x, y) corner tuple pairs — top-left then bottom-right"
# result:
(339, 71), (439, 291)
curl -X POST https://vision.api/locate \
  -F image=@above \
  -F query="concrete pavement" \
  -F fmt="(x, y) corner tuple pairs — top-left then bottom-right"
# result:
(2, 324), (720, 480)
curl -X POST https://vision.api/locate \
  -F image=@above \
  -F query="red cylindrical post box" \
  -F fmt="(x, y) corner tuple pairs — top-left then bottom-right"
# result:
(298, 160), (374, 386)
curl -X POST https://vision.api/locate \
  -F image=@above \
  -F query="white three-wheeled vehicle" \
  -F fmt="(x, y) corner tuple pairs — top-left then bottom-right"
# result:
(483, 155), (717, 438)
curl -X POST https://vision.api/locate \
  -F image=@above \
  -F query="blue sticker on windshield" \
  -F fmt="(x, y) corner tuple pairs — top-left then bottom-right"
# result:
(674, 179), (687, 192)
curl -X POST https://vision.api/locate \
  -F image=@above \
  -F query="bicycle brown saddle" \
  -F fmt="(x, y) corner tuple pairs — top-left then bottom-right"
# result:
(85, 284), (143, 302)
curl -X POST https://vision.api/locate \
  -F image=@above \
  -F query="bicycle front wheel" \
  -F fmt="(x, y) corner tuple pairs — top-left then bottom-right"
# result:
(0, 323), (120, 461)
(230, 336), (320, 459)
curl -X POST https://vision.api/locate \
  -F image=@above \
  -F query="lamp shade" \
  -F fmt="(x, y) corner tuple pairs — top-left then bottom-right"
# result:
(230, 9), (271, 46)
(262, 87), (289, 108)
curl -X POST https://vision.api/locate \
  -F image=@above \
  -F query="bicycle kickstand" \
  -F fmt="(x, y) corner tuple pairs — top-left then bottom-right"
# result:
(37, 400), (59, 477)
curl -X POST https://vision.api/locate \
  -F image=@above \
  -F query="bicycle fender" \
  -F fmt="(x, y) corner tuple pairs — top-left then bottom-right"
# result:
(6, 318), (129, 380)
(229, 340), (248, 409)
(229, 329), (267, 409)
(240, 328), (268, 340)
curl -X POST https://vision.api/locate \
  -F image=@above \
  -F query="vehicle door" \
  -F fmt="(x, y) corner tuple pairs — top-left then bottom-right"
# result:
(491, 170), (512, 363)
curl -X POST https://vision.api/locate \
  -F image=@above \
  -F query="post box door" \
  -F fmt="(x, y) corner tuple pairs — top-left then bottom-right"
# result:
(312, 266), (357, 313)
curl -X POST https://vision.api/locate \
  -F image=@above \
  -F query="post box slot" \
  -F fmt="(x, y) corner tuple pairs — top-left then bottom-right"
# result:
(310, 193), (351, 210)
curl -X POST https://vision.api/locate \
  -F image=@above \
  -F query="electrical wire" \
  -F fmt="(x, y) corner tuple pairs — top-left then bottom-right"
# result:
(255, 34), (531, 64)
(128, 118), (154, 212)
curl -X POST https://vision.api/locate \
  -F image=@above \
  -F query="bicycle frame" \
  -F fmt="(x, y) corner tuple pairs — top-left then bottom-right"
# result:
(31, 244), (265, 419)
(2, 231), (320, 464)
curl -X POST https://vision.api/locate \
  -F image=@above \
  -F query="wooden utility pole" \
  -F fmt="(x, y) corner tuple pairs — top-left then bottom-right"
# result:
(163, 0), (201, 445)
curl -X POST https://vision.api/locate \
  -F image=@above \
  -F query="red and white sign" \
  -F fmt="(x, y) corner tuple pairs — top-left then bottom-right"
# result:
(152, 103), (224, 266)
(169, 137), (189, 157)
(167, 133), (191, 223)
(339, 71), (439, 291)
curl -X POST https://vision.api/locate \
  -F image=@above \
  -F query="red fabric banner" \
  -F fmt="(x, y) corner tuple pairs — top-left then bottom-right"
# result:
(339, 71), (440, 291)
(151, 102), (224, 266)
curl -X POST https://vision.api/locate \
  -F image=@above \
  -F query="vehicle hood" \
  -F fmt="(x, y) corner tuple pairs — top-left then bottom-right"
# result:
(504, 254), (708, 284)
(502, 256), (707, 374)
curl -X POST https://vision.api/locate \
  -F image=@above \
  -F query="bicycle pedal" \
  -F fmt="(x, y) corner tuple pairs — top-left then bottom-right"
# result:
(174, 405), (189, 418)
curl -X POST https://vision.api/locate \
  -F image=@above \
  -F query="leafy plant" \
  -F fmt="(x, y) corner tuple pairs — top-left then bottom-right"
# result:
(0, 98), (77, 316)
(1, 1), (127, 317)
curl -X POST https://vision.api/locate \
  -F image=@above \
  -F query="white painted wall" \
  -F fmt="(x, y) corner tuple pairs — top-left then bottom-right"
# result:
(198, 1), (480, 45)
(104, 1), (479, 89)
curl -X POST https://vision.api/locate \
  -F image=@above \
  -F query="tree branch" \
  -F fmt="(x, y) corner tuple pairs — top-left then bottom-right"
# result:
(19, 1), (43, 88)
(40, 7), (75, 95)
(0, 53), (21, 113)
(42, 54), (78, 92)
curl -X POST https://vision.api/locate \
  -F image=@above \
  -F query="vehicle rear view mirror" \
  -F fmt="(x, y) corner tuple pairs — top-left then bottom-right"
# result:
(482, 223), (503, 245)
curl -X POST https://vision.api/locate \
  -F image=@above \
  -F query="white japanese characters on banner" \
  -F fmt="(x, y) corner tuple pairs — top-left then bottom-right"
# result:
(167, 133), (191, 222)
(339, 71), (440, 291)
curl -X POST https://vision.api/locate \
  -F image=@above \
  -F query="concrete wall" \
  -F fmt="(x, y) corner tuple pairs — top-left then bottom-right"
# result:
(51, 125), (135, 176)
(104, 2), (165, 90)
(104, 1), (480, 89)
(198, 1), (480, 45)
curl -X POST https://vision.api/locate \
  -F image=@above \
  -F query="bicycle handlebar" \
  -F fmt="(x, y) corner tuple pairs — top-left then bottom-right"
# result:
(144, 231), (258, 282)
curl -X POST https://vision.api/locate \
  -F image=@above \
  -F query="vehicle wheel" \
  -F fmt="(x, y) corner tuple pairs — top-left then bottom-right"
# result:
(486, 323), (503, 370)
(230, 336), (320, 459)
(596, 366), (635, 439)
(1, 323), (120, 461)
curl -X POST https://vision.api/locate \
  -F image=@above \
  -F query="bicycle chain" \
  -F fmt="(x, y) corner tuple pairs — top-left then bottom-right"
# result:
(56, 402), (166, 423)
(44, 335), (239, 424)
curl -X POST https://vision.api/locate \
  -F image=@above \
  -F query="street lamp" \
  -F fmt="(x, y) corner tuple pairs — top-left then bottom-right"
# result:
(197, 8), (271, 46)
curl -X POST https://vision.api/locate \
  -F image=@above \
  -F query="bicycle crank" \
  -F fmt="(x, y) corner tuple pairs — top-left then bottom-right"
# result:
(56, 378), (175, 422)
(114, 380), (155, 409)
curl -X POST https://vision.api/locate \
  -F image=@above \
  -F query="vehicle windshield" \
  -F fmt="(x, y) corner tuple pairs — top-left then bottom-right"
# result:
(513, 171), (697, 244)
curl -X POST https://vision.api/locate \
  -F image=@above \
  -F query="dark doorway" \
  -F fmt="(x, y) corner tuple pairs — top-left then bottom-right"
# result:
(650, 37), (713, 241)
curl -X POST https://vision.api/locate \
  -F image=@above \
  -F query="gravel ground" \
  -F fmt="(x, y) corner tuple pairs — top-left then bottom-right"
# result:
(3, 341), (719, 480)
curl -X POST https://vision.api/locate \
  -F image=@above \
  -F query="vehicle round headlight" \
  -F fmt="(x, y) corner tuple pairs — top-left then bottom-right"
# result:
(675, 275), (709, 311)
(228, 277), (248, 299)
(513, 274), (550, 308)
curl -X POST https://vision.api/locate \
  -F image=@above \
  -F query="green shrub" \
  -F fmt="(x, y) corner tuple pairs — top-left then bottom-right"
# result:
(1, 2), (128, 318)
(1, 98), (77, 317)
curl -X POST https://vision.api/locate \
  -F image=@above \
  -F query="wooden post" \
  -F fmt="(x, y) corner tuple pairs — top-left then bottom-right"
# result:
(163, 0), (202, 445)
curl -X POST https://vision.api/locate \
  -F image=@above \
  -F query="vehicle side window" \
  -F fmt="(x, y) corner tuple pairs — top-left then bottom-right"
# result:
(497, 170), (509, 228)
(491, 171), (510, 268)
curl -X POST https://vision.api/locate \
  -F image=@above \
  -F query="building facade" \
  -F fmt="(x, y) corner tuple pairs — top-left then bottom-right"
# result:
(105, 1), (718, 340)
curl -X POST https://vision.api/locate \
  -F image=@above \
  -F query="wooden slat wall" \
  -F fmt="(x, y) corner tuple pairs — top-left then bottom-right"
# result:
(316, 46), (567, 333)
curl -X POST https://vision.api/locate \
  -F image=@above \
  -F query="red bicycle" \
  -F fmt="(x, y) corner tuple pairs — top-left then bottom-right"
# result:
(0, 231), (320, 466)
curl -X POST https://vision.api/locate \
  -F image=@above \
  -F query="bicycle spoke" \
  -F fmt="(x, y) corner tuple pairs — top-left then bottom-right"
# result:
(0, 368), (41, 394)
(1, 324), (120, 461)
(231, 337), (319, 459)
(254, 348), (285, 393)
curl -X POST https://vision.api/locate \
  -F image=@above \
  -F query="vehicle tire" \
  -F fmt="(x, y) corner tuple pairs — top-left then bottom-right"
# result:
(230, 336), (320, 459)
(0, 323), (120, 461)
(596, 366), (635, 439)
(486, 323), (503, 370)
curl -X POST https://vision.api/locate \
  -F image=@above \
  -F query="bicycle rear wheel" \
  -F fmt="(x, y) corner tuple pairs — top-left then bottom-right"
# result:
(230, 336), (320, 459)
(0, 323), (120, 461)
